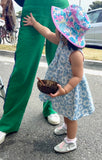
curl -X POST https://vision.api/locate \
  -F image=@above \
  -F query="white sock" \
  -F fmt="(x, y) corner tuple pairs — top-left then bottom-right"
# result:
(65, 137), (77, 143)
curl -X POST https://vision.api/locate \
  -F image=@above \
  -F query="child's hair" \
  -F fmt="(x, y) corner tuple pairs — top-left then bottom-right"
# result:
(61, 35), (83, 51)
(67, 40), (82, 51)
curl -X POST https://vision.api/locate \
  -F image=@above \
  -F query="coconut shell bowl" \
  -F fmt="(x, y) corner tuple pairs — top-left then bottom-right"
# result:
(37, 77), (58, 94)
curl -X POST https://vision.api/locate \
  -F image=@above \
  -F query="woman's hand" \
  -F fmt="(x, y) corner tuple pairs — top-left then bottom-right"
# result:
(49, 84), (66, 98)
(23, 13), (36, 26)
(0, 0), (8, 8)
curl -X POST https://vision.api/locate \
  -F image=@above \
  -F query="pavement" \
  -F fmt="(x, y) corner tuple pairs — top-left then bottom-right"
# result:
(0, 50), (102, 160)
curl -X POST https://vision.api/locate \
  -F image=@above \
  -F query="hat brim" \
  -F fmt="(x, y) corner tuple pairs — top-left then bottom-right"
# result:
(51, 6), (85, 48)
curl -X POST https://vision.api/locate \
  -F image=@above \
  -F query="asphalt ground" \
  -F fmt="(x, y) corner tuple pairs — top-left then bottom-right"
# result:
(0, 50), (102, 160)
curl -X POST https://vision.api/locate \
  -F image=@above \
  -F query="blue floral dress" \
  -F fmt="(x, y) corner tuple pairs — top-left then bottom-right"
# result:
(39, 39), (95, 120)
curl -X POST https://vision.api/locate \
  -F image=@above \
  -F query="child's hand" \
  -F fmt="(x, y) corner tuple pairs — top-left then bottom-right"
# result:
(49, 84), (66, 98)
(23, 13), (36, 26)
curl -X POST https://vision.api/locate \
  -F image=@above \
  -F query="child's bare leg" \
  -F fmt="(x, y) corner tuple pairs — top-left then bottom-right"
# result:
(54, 117), (77, 152)
(64, 117), (77, 139)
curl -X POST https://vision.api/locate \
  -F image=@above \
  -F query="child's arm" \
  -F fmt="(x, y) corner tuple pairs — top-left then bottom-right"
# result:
(50, 51), (84, 97)
(23, 13), (59, 45)
(63, 51), (83, 93)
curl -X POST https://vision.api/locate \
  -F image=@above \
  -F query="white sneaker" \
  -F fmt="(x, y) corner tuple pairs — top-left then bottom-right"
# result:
(54, 123), (67, 135)
(54, 137), (77, 153)
(0, 131), (6, 144)
(47, 113), (60, 125)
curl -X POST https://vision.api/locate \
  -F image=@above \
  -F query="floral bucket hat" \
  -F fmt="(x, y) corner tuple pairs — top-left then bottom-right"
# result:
(51, 4), (91, 48)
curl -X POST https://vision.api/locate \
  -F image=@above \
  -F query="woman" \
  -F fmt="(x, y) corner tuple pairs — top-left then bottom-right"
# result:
(0, 0), (69, 144)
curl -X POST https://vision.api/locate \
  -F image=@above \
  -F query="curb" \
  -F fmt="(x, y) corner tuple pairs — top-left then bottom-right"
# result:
(84, 59), (102, 71)
(0, 50), (102, 70)
(0, 50), (14, 58)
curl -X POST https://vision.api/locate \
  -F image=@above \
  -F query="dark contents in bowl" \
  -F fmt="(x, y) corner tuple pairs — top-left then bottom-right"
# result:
(37, 79), (58, 94)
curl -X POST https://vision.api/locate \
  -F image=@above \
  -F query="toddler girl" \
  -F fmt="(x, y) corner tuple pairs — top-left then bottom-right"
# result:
(23, 4), (95, 153)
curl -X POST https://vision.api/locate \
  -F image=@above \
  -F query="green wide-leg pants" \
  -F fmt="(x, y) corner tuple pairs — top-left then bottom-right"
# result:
(0, 0), (69, 133)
